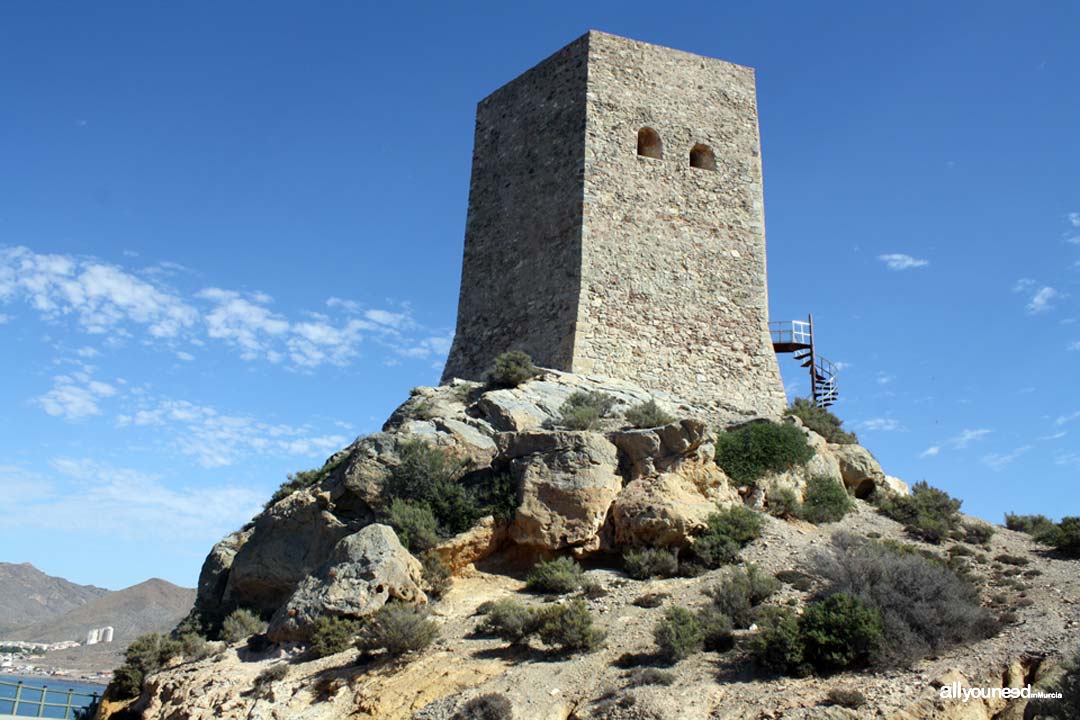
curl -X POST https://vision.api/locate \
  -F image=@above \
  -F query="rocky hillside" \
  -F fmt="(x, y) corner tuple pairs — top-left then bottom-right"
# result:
(101, 369), (1080, 720)
(0, 562), (108, 634)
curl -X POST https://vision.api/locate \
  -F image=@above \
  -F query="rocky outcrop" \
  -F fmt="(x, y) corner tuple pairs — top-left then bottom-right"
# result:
(267, 524), (424, 642)
(433, 516), (508, 573)
(831, 443), (888, 498)
(194, 528), (251, 620)
(499, 431), (622, 551)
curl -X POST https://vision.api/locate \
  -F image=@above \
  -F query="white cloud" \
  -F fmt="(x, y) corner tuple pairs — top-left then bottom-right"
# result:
(36, 373), (117, 420)
(1055, 410), (1080, 427)
(982, 445), (1032, 471)
(1041, 431), (1066, 441)
(75, 346), (99, 358)
(0, 313), (8, 324)
(1069, 212), (1080, 227)
(198, 288), (290, 359)
(364, 308), (413, 329)
(876, 372), (894, 385)
(1028, 286), (1063, 313)
(176, 351), (195, 361)
(861, 418), (905, 432)
(0, 460), (262, 542)
(878, 253), (929, 271)
(950, 428), (992, 449)
(920, 446), (941, 458)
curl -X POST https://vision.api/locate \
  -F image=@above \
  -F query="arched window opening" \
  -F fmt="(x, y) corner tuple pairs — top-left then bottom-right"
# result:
(637, 127), (663, 159)
(689, 143), (717, 171)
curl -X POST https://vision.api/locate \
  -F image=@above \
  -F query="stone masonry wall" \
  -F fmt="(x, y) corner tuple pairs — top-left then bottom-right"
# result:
(443, 31), (786, 422)
(440, 36), (589, 383)
(574, 32), (785, 420)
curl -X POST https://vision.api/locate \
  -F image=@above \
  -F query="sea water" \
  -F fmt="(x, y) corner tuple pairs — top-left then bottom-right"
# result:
(0, 675), (104, 718)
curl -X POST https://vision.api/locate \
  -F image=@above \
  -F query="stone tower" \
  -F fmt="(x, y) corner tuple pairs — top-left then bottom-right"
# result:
(442, 30), (786, 421)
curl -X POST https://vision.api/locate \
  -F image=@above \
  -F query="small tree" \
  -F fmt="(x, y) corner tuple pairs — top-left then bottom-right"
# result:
(714, 421), (815, 486)
(653, 606), (702, 662)
(487, 351), (539, 388)
(801, 476), (854, 524)
(799, 593), (884, 672)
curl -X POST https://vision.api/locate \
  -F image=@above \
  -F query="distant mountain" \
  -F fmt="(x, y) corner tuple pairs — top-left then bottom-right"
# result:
(10, 577), (195, 645)
(0, 562), (109, 635)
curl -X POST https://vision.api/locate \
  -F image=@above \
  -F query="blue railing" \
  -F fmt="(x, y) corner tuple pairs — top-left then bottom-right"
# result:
(0, 678), (100, 719)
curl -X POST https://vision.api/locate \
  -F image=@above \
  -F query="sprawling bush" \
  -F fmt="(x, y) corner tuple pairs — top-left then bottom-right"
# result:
(775, 569), (815, 592)
(177, 632), (212, 662)
(785, 398), (857, 444)
(487, 350), (539, 388)
(420, 551), (453, 599)
(478, 599), (541, 644)
(714, 421), (815, 486)
(221, 608), (266, 644)
(623, 547), (679, 580)
(696, 607), (734, 652)
(537, 599), (605, 653)
(386, 499), (441, 552)
(750, 607), (806, 676)
(559, 391), (617, 430)
(691, 505), (764, 568)
(109, 633), (183, 699)
(801, 476), (854, 524)
(526, 556), (584, 594)
(357, 604), (438, 658)
(962, 520), (995, 546)
(1007, 513), (1080, 558)
(874, 481), (962, 543)
(705, 564), (779, 628)
(653, 606), (701, 663)
(812, 533), (998, 667)
(454, 693), (515, 720)
(798, 593), (884, 672)
(308, 616), (363, 658)
(767, 484), (802, 519)
(624, 399), (675, 429)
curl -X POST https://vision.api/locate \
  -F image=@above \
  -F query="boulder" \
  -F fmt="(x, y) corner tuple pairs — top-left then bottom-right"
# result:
(222, 491), (355, 616)
(608, 419), (714, 480)
(433, 515), (508, 573)
(267, 524), (425, 642)
(882, 474), (911, 496)
(610, 464), (738, 547)
(830, 443), (886, 498)
(498, 431), (622, 551)
(193, 528), (252, 620)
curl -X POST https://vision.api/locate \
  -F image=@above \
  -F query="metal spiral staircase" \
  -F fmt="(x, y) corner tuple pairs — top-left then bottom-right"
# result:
(769, 314), (838, 407)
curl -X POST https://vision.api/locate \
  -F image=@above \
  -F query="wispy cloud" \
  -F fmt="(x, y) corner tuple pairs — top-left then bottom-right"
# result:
(0, 461), (262, 542)
(0, 246), (451, 370)
(1055, 410), (1080, 427)
(1014, 278), (1064, 314)
(920, 446), (941, 458)
(36, 371), (117, 420)
(878, 253), (929, 271)
(982, 445), (1032, 471)
(950, 428), (992, 449)
(861, 418), (905, 432)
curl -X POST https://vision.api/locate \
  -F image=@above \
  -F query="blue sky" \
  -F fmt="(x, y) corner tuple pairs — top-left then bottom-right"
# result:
(1, 2), (1076, 590)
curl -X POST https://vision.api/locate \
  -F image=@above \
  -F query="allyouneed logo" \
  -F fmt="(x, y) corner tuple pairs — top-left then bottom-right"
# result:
(939, 683), (1062, 702)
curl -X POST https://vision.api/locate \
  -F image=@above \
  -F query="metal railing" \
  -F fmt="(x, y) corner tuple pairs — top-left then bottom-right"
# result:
(0, 679), (99, 719)
(768, 319), (812, 346)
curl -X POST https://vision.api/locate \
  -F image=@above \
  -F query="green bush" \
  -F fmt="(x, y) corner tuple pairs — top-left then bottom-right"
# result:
(1004, 512), (1058, 538)
(623, 548), (679, 580)
(559, 391), (617, 430)
(750, 607), (806, 675)
(962, 520), (995, 545)
(526, 556), (584, 594)
(785, 398), (857, 444)
(799, 593), (884, 672)
(653, 606), (701, 663)
(265, 455), (346, 509)
(714, 421), (815, 487)
(536, 599), (605, 653)
(813, 533), (998, 667)
(221, 608), (266, 644)
(387, 499), (441, 551)
(767, 484), (802, 519)
(383, 440), (474, 534)
(453, 693), (515, 720)
(357, 604), (438, 658)
(1007, 514), (1080, 558)
(627, 668), (677, 687)
(692, 505), (764, 568)
(775, 569), (815, 592)
(826, 687), (867, 709)
(308, 615), (363, 658)
(108, 633), (183, 699)
(487, 350), (539, 388)
(874, 481), (962, 543)
(696, 607), (734, 652)
(801, 476), (854, 524)
(478, 599), (541, 644)
(705, 565), (778, 628)
(177, 632), (212, 662)
(624, 399), (675, 429)
(995, 553), (1029, 566)
(420, 551), (453, 599)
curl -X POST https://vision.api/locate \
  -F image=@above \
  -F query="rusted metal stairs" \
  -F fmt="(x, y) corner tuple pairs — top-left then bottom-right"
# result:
(770, 314), (839, 407)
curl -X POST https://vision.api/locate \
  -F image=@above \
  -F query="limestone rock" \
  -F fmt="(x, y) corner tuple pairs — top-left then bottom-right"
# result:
(882, 474), (911, 496)
(222, 491), (355, 616)
(433, 515), (508, 573)
(830, 443), (886, 498)
(194, 527), (252, 620)
(608, 419), (714, 480)
(610, 465), (738, 547)
(498, 430), (621, 550)
(267, 524), (425, 642)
